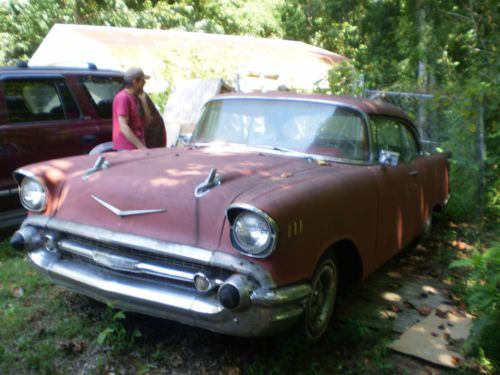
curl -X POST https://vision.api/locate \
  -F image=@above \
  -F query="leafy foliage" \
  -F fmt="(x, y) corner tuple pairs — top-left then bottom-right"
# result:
(97, 307), (142, 351)
(450, 243), (500, 371)
(0, 0), (284, 63)
(280, 0), (499, 222)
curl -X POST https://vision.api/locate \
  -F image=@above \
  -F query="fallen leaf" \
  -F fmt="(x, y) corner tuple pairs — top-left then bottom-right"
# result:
(388, 304), (402, 313)
(417, 304), (432, 316)
(403, 298), (416, 309)
(449, 307), (467, 318)
(388, 282), (402, 289)
(73, 341), (85, 354)
(280, 171), (293, 178)
(450, 240), (474, 251)
(451, 356), (461, 366)
(415, 244), (427, 252)
(220, 367), (241, 375)
(170, 354), (183, 367)
(11, 287), (24, 298)
(316, 159), (331, 166)
(431, 331), (439, 337)
(443, 333), (451, 341)
(435, 308), (448, 319)
(387, 271), (403, 279)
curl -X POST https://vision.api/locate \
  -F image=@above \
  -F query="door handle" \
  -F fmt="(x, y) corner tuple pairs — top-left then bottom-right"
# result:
(409, 170), (419, 177)
(81, 134), (96, 143)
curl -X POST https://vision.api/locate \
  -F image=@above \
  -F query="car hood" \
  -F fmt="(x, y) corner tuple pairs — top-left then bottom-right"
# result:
(44, 145), (338, 251)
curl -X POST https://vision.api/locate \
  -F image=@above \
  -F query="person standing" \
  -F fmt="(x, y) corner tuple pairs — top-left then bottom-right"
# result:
(112, 67), (152, 150)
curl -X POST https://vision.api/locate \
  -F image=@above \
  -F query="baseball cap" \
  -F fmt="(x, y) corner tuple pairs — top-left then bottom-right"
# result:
(124, 67), (151, 82)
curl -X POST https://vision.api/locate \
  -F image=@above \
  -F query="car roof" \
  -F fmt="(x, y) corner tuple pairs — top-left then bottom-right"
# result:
(211, 91), (413, 123)
(0, 63), (123, 76)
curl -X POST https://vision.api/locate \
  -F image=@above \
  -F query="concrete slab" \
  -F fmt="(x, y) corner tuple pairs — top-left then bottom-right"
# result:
(337, 270), (452, 334)
(387, 304), (473, 368)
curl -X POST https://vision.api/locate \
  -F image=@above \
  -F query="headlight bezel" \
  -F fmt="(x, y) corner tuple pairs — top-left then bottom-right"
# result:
(227, 204), (278, 258)
(16, 173), (48, 212)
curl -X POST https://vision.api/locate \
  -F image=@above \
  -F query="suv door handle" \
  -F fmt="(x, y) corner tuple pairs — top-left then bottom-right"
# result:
(409, 170), (419, 177)
(81, 134), (96, 143)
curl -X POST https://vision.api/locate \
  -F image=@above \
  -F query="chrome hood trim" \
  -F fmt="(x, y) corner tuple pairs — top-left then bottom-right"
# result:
(91, 195), (166, 217)
(194, 168), (221, 198)
(82, 155), (109, 180)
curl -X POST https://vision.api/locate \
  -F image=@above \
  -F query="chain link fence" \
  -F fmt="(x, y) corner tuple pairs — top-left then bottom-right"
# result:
(363, 88), (487, 219)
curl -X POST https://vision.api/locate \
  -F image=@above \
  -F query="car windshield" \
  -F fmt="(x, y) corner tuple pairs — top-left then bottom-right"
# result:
(191, 98), (368, 161)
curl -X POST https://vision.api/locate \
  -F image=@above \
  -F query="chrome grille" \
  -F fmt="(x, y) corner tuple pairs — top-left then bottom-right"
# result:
(56, 233), (232, 289)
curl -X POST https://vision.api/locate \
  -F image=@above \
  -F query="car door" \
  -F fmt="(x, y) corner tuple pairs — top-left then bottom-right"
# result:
(369, 116), (422, 256)
(77, 75), (122, 145)
(0, 75), (99, 190)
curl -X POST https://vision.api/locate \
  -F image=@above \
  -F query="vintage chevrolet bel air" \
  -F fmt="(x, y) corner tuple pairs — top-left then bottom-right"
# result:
(10, 92), (450, 340)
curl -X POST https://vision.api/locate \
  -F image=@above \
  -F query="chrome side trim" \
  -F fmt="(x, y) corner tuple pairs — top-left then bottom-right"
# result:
(21, 216), (277, 288)
(251, 284), (312, 306)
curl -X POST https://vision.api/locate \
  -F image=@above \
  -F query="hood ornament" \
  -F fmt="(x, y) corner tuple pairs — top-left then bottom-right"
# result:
(83, 156), (109, 180)
(91, 195), (166, 217)
(195, 168), (221, 198)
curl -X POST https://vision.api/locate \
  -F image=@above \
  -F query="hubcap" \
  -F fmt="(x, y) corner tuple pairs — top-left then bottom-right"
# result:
(305, 260), (337, 339)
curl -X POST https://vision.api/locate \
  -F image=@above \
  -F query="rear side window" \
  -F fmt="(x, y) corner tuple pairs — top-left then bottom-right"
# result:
(4, 78), (80, 123)
(80, 76), (122, 119)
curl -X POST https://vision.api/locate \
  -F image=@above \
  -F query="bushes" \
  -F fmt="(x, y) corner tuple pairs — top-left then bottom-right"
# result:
(451, 242), (500, 371)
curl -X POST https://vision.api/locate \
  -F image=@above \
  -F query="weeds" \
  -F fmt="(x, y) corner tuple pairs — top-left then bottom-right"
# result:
(97, 306), (142, 352)
(451, 242), (500, 372)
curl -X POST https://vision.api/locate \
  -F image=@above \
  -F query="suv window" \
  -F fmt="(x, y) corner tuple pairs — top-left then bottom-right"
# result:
(371, 117), (419, 163)
(4, 78), (80, 123)
(80, 76), (121, 119)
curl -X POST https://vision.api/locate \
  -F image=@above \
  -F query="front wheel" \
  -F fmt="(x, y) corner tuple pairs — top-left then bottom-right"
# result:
(301, 256), (339, 341)
(420, 213), (434, 240)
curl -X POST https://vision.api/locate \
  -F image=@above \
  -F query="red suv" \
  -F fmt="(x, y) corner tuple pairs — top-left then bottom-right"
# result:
(0, 63), (123, 227)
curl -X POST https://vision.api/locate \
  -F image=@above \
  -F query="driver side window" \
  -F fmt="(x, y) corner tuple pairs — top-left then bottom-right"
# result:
(372, 117), (419, 163)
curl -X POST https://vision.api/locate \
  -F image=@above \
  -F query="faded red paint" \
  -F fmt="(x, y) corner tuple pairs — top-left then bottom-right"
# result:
(19, 94), (450, 289)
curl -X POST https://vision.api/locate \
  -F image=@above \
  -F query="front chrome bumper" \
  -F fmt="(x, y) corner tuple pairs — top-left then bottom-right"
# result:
(16, 217), (311, 337)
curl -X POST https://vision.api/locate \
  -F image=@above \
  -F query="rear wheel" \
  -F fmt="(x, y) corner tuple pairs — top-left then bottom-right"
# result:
(301, 256), (339, 341)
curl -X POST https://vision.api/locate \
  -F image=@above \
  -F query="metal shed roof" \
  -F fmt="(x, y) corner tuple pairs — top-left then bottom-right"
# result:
(29, 24), (347, 92)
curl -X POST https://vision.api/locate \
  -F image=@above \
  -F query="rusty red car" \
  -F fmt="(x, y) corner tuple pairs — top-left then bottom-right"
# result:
(10, 92), (450, 340)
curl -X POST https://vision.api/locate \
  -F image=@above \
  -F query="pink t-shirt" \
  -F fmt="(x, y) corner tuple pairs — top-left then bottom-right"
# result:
(112, 89), (145, 150)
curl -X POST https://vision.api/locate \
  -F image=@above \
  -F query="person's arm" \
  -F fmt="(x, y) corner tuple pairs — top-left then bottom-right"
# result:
(118, 115), (146, 149)
(137, 92), (152, 127)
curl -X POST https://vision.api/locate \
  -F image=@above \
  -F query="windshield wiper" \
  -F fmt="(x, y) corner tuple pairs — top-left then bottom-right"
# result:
(255, 145), (316, 160)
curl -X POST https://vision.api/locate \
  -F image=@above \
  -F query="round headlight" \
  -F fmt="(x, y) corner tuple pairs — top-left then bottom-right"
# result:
(232, 211), (275, 257)
(20, 178), (47, 211)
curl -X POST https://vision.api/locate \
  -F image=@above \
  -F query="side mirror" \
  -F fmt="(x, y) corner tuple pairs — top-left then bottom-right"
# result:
(176, 133), (192, 147)
(379, 149), (400, 167)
